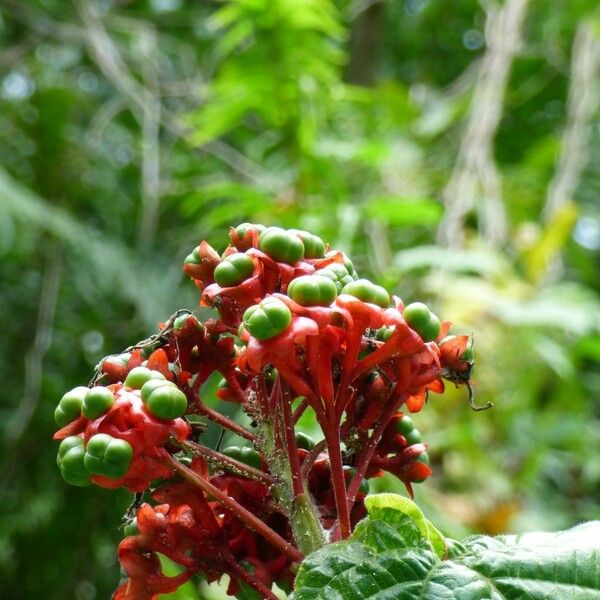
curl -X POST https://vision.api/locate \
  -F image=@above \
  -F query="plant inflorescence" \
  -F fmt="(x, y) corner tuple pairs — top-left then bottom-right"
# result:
(52, 224), (475, 599)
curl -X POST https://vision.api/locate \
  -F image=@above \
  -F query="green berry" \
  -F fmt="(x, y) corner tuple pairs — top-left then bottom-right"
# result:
(404, 429), (423, 446)
(84, 433), (133, 479)
(288, 275), (337, 306)
(57, 436), (85, 467)
(403, 302), (441, 342)
(183, 246), (200, 266)
(58, 437), (91, 487)
(395, 415), (415, 436)
(223, 446), (242, 462)
(173, 314), (202, 333)
(124, 366), (166, 390)
(316, 263), (354, 293)
(341, 279), (390, 308)
(55, 386), (88, 427)
(259, 227), (304, 264)
(240, 447), (261, 469)
(140, 378), (172, 402)
(214, 253), (255, 287)
(375, 326), (394, 342)
(235, 223), (266, 238)
(142, 381), (187, 420)
(242, 297), (292, 340)
(325, 251), (356, 277)
(82, 387), (115, 419)
(420, 314), (441, 343)
(123, 519), (138, 537)
(289, 229), (326, 258)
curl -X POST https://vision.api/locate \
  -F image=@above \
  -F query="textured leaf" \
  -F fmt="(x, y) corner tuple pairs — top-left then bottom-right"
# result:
(357, 494), (445, 558)
(292, 518), (600, 599)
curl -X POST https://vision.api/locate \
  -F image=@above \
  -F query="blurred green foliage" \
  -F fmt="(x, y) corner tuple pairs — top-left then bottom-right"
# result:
(0, 0), (599, 598)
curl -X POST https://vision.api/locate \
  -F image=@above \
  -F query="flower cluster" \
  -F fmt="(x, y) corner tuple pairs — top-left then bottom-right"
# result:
(53, 223), (476, 599)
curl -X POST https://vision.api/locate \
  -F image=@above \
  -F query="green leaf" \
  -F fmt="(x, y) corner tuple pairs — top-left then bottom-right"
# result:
(292, 496), (600, 599)
(357, 494), (445, 558)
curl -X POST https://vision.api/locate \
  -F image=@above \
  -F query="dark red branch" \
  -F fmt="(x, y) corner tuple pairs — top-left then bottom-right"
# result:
(161, 451), (303, 563)
(180, 439), (274, 486)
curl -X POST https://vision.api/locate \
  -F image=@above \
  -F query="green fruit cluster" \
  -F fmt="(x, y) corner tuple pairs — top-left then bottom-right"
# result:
(214, 253), (255, 287)
(57, 433), (134, 486)
(315, 262), (355, 293)
(341, 278), (390, 308)
(242, 297), (292, 340)
(258, 227), (326, 264)
(287, 275), (337, 306)
(141, 379), (188, 420)
(55, 385), (116, 426)
(402, 302), (441, 342)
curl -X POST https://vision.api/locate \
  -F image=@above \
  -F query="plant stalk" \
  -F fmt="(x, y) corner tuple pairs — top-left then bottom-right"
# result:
(161, 451), (303, 563)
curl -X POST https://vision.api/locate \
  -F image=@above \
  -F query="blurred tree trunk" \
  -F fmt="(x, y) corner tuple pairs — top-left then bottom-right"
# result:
(346, 1), (384, 86)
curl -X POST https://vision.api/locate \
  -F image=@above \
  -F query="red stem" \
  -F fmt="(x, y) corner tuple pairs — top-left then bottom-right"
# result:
(323, 420), (351, 541)
(180, 439), (275, 487)
(280, 380), (304, 498)
(223, 551), (280, 600)
(345, 392), (407, 517)
(195, 401), (257, 443)
(161, 451), (303, 563)
(292, 396), (309, 424)
(299, 439), (327, 478)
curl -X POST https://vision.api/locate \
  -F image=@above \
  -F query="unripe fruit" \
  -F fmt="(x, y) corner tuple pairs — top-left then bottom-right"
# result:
(55, 386), (88, 427)
(259, 227), (304, 264)
(141, 380), (187, 420)
(375, 326), (394, 342)
(403, 302), (441, 342)
(82, 386), (115, 419)
(316, 263), (354, 293)
(341, 279), (390, 308)
(404, 429), (423, 446)
(289, 229), (326, 258)
(214, 253), (254, 287)
(57, 436), (91, 487)
(123, 519), (138, 537)
(235, 222), (266, 238)
(242, 297), (292, 340)
(124, 366), (166, 390)
(288, 275), (337, 306)
(395, 414), (415, 436)
(84, 433), (133, 479)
